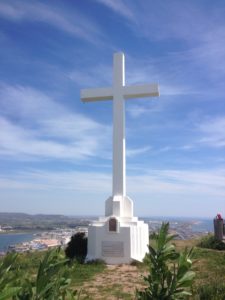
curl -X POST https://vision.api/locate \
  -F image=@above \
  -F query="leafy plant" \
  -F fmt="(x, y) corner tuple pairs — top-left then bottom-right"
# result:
(198, 234), (225, 251)
(0, 253), (21, 300)
(15, 247), (79, 300)
(65, 232), (87, 263)
(136, 223), (195, 300)
(0, 248), (80, 300)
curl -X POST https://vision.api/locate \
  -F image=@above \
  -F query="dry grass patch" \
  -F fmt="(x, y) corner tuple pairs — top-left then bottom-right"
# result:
(79, 264), (147, 299)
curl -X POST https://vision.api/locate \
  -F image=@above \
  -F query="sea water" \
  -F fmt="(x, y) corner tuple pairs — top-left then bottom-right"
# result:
(0, 232), (35, 252)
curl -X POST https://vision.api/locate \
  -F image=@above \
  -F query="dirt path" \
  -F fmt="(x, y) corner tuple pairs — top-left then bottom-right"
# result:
(80, 264), (147, 299)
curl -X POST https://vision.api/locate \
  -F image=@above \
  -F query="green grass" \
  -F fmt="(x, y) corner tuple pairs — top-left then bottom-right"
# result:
(70, 260), (106, 286)
(173, 239), (225, 299)
(193, 282), (225, 300)
(95, 283), (133, 300)
(14, 250), (45, 271)
(1, 240), (225, 299)
(112, 289), (133, 299)
(193, 247), (225, 277)
(192, 248), (225, 299)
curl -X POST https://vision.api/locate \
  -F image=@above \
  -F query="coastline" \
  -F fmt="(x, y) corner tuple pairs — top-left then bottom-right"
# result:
(0, 232), (36, 253)
(0, 228), (83, 254)
(0, 218), (213, 255)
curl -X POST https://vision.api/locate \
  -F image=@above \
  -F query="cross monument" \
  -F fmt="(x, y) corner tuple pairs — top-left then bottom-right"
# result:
(81, 52), (159, 264)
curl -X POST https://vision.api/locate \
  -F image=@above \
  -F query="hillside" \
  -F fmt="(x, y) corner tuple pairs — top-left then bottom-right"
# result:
(74, 239), (225, 299)
(1, 239), (224, 299)
(0, 212), (92, 230)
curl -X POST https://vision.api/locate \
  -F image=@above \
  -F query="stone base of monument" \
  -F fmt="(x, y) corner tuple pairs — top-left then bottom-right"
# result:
(87, 214), (149, 264)
(87, 195), (149, 264)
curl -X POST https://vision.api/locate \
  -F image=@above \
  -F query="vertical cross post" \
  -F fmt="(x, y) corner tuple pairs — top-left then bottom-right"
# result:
(113, 53), (126, 197)
(81, 52), (159, 209)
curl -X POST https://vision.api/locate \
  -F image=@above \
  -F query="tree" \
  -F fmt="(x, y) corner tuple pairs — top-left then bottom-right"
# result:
(65, 232), (87, 263)
(136, 223), (195, 300)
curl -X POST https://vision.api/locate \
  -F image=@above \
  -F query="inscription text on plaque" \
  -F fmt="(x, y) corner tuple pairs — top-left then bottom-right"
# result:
(102, 241), (124, 257)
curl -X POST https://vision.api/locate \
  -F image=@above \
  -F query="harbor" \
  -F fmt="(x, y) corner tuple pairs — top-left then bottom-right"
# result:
(0, 227), (88, 255)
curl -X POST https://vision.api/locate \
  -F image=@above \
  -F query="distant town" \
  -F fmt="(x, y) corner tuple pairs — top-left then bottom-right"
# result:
(0, 212), (213, 255)
(5, 227), (88, 253)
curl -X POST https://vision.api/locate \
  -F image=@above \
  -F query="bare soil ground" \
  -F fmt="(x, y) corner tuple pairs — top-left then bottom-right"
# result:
(80, 264), (147, 299)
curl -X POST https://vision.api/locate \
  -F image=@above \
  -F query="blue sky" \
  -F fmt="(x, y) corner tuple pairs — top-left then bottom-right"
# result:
(0, 0), (225, 218)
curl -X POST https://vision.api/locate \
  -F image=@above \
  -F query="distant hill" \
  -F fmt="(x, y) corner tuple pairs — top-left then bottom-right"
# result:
(0, 212), (93, 231)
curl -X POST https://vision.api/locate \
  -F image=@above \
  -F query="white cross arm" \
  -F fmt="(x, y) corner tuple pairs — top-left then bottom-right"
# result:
(81, 87), (113, 102)
(123, 83), (159, 99)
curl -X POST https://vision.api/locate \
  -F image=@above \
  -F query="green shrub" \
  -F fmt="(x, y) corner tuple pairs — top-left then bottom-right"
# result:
(65, 232), (87, 263)
(136, 223), (195, 300)
(198, 234), (225, 250)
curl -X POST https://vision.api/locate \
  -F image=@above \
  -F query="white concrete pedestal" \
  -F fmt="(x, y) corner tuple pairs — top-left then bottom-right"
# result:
(87, 197), (149, 264)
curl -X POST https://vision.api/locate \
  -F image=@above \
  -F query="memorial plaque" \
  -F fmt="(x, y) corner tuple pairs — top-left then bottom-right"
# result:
(109, 218), (117, 232)
(102, 241), (124, 257)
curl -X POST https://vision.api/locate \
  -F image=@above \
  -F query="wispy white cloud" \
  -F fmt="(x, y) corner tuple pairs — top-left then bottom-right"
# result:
(95, 0), (134, 21)
(127, 146), (151, 157)
(0, 1), (105, 45)
(125, 82), (190, 119)
(197, 116), (225, 148)
(158, 146), (172, 153)
(178, 145), (195, 151)
(125, 55), (196, 99)
(94, 0), (225, 88)
(160, 85), (194, 96)
(0, 170), (112, 193)
(95, 0), (223, 46)
(68, 65), (112, 88)
(127, 168), (225, 199)
(0, 84), (111, 161)
(0, 117), (104, 160)
(127, 103), (161, 118)
(1, 167), (224, 200)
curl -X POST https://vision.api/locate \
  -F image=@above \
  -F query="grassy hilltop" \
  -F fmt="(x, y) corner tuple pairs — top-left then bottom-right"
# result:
(1, 238), (225, 299)
(69, 239), (225, 299)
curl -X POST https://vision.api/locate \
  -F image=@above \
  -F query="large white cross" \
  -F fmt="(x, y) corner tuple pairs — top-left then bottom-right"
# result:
(81, 52), (159, 198)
